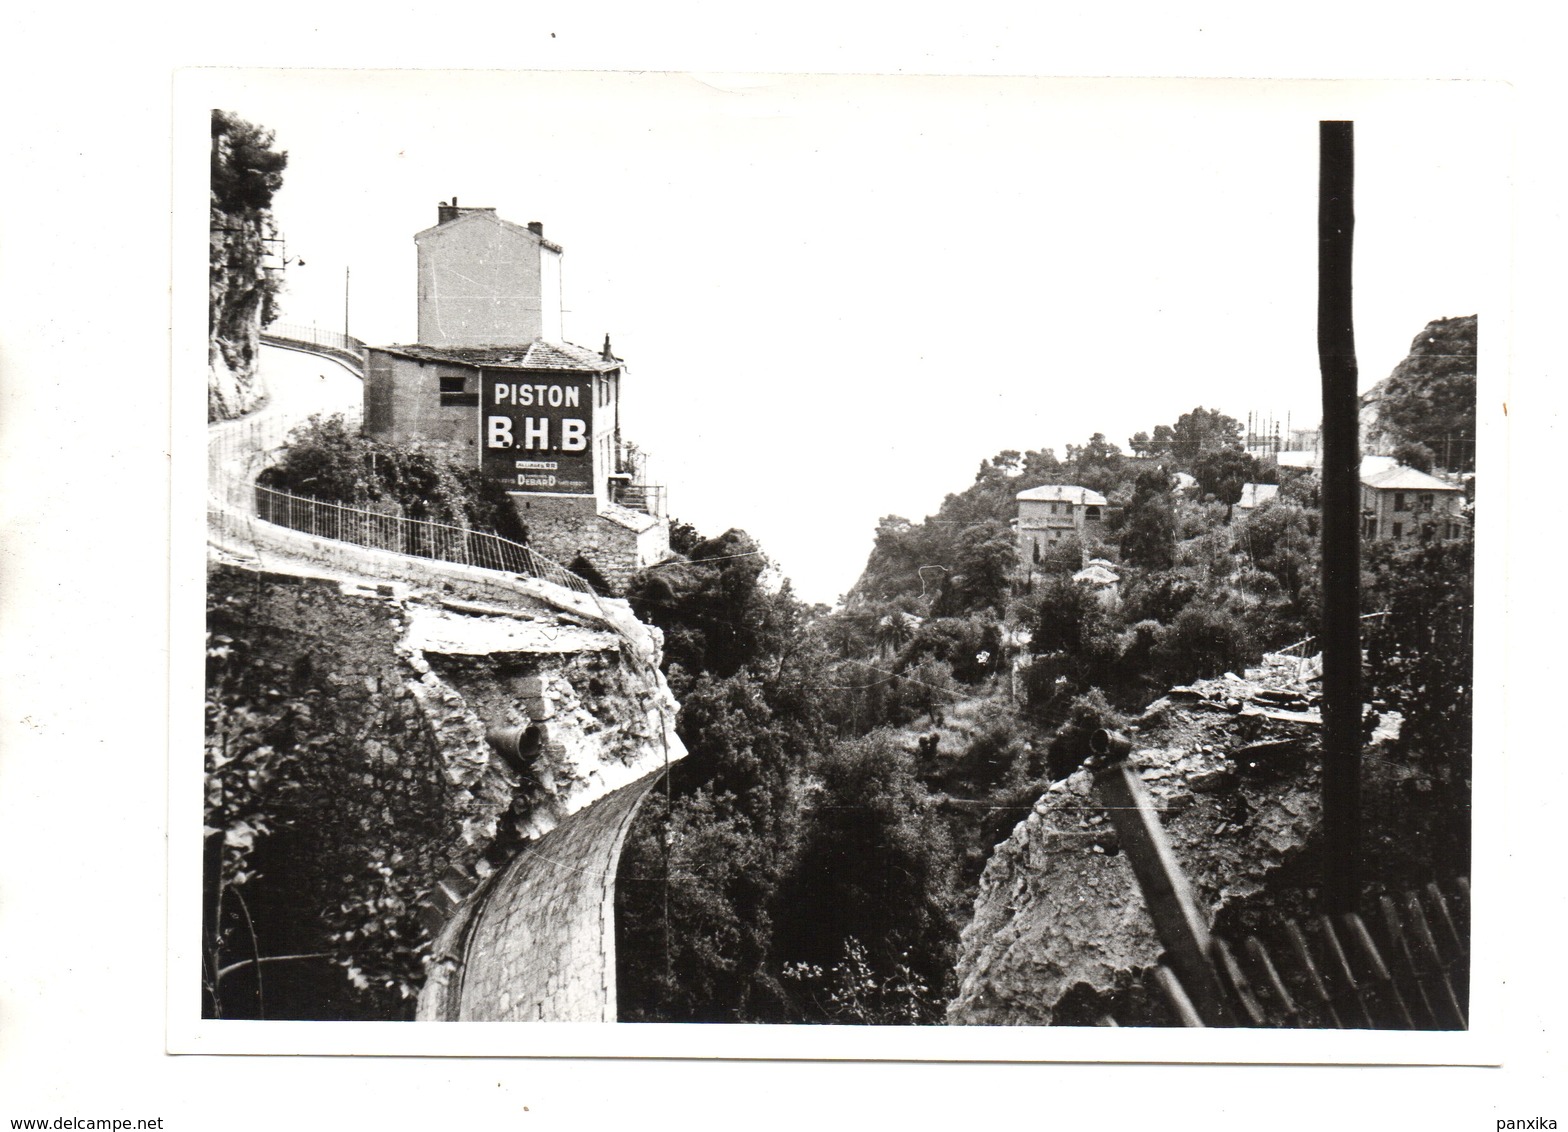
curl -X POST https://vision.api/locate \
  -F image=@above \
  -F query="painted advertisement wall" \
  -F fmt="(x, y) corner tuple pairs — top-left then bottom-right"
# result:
(481, 370), (594, 495)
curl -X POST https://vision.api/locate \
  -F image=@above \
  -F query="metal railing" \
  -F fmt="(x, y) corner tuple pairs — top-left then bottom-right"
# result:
(240, 479), (599, 598)
(208, 407), (602, 605)
(609, 480), (667, 519)
(262, 322), (366, 358)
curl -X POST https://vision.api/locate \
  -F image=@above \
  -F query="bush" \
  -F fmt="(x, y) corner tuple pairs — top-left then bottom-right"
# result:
(775, 732), (959, 1021)
(1150, 604), (1255, 685)
(899, 617), (1003, 684)
(258, 414), (526, 542)
(1046, 690), (1126, 780)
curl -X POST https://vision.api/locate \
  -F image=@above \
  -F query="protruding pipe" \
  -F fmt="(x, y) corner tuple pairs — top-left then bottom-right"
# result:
(1091, 728), (1132, 762)
(485, 721), (545, 778)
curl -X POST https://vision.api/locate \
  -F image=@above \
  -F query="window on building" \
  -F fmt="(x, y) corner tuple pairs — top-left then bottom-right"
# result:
(439, 373), (477, 407)
(1394, 492), (1407, 512)
(1392, 522), (1403, 540)
(1419, 492), (1434, 511)
(1084, 505), (1101, 520)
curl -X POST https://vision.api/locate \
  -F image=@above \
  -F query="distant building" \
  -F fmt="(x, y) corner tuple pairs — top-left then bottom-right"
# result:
(1237, 482), (1280, 512)
(1015, 484), (1108, 572)
(1072, 562), (1121, 607)
(1359, 464), (1465, 543)
(363, 201), (669, 591)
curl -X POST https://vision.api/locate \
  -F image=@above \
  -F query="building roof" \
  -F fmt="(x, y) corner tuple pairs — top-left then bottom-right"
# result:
(1238, 482), (1281, 509)
(1072, 564), (1120, 586)
(598, 500), (661, 534)
(373, 339), (620, 373)
(414, 207), (564, 253)
(1360, 464), (1464, 492)
(1015, 484), (1109, 506)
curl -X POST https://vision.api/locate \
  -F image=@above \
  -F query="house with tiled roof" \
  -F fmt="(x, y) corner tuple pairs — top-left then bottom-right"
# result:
(1359, 464), (1465, 543)
(1014, 484), (1108, 576)
(363, 202), (669, 590)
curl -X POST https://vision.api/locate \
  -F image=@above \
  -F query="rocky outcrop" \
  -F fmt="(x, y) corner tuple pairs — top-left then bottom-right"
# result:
(948, 657), (1344, 1026)
(208, 212), (277, 421)
(209, 112), (286, 422)
(205, 558), (684, 1019)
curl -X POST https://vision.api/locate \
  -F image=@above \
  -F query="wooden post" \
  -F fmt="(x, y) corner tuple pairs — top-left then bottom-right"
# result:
(1318, 120), (1363, 914)
(1091, 730), (1237, 1026)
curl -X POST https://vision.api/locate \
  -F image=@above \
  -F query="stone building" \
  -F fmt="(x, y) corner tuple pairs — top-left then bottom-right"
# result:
(1359, 464), (1466, 543)
(1014, 484), (1108, 573)
(364, 202), (669, 591)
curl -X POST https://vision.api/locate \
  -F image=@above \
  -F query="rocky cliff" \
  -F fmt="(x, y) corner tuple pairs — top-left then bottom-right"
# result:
(204, 558), (683, 1020)
(947, 655), (1428, 1026)
(208, 111), (286, 422)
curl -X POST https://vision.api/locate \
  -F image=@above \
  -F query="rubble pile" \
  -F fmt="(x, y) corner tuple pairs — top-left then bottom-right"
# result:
(947, 653), (1352, 1026)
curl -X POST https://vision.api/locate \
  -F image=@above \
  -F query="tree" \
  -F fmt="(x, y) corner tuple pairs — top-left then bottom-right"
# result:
(616, 786), (788, 1021)
(1118, 469), (1177, 570)
(1029, 575), (1125, 696)
(212, 110), (289, 213)
(1236, 498), (1319, 606)
(1064, 432), (1125, 493)
(775, 732), (958, 1021)
(1150, 604), (1255, 685)
(1371, 315), (1477, 472)
(1170, 406), (1244, 463)
(257, 414), (527, 541)
(629, 529), (794, 681)
(930, 519), (1017, 616)
(1192, 448), (1259, 508)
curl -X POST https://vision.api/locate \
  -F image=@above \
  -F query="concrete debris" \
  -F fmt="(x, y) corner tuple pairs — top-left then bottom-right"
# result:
(947, 649), (1341, 1027)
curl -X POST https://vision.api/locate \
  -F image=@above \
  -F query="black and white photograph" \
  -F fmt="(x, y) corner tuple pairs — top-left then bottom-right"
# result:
(185, 71), (1499, 1049)
(2, 12), (1562, 1127)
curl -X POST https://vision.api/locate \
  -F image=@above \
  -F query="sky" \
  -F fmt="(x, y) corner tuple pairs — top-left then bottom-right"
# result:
(193, 71), (1507, 604)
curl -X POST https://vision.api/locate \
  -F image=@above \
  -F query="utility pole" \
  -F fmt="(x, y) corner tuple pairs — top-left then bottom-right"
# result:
(1318, 121), (1362, 915)
(344, 266), (351, 342)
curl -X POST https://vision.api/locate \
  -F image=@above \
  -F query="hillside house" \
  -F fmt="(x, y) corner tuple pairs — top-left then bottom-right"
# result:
(363, 201), (669, 591)
(1072, 562), (1121, 607)
(1359, 464), (1466, 543)
(1015, 484), (1108, 572)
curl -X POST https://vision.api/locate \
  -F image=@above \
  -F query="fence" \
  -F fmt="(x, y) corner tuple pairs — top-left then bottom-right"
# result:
(1151, 881), (1469, 1029)
(243, 480), (599, 599)
(262, 323), (366, 359)
(208, 399), (603, 607)
(1087, 729), (1467, 1030)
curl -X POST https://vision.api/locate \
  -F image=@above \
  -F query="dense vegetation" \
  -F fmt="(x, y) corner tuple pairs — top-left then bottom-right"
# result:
(1368, 314), (1478, 473)
(257, 413), (528, 543)
(617, 407), (1297, 1022)
(204, 571), (456, 1020)
(614, 365), (1476, 1022)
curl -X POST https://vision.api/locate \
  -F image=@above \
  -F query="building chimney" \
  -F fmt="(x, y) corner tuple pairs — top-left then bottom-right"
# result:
(527, 221), (544, 237)
(438, 196), (460, 225)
